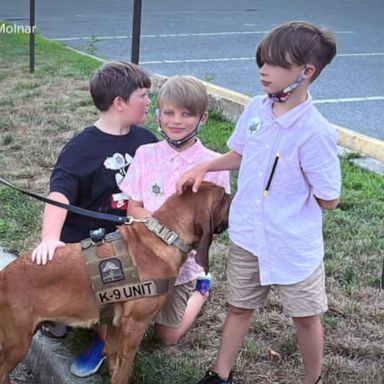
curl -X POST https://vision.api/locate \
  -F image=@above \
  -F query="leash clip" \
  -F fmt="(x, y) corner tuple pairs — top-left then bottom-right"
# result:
(124, 216), (134, 225)
(124, 216), (151, 225)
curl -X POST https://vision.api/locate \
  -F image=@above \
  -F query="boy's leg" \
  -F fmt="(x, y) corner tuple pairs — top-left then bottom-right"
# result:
(293, 315), (323, 384)
(155, 290), (208, 345)
(213, 305), (254, 380)
(97, 323), (107, 340)
(279, 262), (327, 384)
(154, 280), (198, 345)
(198, 241), (268, 382)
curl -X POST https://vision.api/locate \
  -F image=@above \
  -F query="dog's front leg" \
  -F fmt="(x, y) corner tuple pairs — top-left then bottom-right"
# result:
(0, 316), (32, 384)
(109, 297), (167, 384)
(109, 317), (149, 384)
(0, 336), (32, 384)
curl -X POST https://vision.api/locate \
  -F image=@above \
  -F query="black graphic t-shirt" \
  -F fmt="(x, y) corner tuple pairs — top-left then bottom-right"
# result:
(50, 125), (157, 242)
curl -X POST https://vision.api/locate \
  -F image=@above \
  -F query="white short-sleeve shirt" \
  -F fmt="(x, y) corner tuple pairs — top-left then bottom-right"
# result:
(227, 95), (341, 285)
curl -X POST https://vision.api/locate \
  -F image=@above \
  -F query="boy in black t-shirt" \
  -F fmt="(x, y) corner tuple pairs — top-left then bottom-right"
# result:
(31, 61), (157, 377)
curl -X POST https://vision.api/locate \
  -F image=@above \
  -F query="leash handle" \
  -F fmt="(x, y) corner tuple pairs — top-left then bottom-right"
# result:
(0, 176), (128, 224)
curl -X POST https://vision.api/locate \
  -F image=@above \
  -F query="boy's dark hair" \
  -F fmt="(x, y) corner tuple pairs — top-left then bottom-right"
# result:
(90, 61), (151, 111)
(157, 75), (208, 116)
(256, 21), (336, 82)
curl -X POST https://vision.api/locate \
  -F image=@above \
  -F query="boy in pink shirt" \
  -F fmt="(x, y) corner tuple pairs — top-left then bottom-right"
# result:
(177, 22), (341, 384)
(120, 75), (230, 345)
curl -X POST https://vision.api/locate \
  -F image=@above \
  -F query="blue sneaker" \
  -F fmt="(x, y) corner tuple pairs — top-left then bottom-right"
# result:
(70, 334), (106, 377)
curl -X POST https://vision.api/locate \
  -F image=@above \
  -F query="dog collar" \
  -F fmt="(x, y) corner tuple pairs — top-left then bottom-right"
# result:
(144, 217), (193, 254)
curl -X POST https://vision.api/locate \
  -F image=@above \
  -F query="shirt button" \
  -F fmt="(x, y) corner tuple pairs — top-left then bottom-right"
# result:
(256, 200), (261, 204)
(258, 171), (263, 176)
(265, 144), (270, 149)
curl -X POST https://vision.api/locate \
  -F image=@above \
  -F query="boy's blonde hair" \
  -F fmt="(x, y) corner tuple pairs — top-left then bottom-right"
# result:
(90, 61), (151, 111)
(256, 21), (336, 82)
(157, 75), (208, 116)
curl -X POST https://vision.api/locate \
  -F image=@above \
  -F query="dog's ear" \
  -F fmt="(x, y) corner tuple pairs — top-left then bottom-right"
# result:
(194, 209), (214, 274)
(193, 183), (231, 273)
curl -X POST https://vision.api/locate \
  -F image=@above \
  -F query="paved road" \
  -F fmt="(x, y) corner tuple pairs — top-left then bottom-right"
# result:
(1, 0), (384, 139)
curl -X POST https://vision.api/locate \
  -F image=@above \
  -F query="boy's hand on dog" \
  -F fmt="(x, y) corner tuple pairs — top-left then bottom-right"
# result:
(32, 240), (65, 265)
(176, 163), (208, 194)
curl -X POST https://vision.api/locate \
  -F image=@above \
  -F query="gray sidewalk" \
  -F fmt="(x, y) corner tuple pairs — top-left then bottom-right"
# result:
(24, 333), (103, 384)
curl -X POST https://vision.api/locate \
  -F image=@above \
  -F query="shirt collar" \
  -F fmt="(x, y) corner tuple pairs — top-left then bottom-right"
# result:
(160, 138), (205, 164)
(262, 93), (313, 129)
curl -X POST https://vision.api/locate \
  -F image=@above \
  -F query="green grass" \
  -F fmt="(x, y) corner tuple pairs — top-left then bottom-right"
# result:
(1, 24), (384, 383)
(0, 187), (42, 253)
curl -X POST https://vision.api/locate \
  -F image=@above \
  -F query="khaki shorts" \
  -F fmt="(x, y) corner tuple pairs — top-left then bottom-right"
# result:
(226, 241), (327, 317)
(153, 279), (196, 328)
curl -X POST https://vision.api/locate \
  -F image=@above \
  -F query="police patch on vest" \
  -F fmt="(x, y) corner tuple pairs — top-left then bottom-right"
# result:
(99, 258), (125, 284)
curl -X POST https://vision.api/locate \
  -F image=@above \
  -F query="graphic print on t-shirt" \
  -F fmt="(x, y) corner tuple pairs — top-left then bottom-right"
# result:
(104, 152), (133, 209)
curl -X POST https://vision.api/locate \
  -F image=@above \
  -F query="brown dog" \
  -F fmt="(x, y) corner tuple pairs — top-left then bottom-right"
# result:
(0, 182), (231, 384)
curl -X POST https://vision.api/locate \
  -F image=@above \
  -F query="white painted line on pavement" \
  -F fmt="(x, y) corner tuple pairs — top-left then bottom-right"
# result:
(51, 30), (355, 41)
(139, 53), (384, 65)
(314, 96), (384, 104)
(338, 53), (384, 57)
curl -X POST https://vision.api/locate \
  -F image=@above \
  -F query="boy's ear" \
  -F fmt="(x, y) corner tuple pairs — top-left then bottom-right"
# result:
(304, 64), (316, 80)
(199, 111), (209, 126)
(113, 96), (126, 112)
(155, 108), (161, 125)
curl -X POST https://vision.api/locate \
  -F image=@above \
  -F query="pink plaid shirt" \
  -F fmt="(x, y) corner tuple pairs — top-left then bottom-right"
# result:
(120, 139), (230, 285)
(228, 95), (341, 285)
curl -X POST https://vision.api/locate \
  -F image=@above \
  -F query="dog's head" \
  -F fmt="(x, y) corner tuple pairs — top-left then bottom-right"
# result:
(186, 182), (231, 273)
(153, 181), (231, 273)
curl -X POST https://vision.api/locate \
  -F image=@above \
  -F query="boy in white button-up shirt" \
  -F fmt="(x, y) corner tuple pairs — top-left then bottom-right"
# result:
(177, 21), (341, 384)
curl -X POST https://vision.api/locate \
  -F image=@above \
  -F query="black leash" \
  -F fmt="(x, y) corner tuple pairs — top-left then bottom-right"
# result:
(0, 176), (128, 224)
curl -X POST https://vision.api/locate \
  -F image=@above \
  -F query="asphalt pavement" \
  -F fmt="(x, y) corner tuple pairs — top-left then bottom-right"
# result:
(1, 0), (383, 140)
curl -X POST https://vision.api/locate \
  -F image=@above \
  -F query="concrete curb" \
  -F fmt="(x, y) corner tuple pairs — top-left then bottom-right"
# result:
(24, 333), (103, 384)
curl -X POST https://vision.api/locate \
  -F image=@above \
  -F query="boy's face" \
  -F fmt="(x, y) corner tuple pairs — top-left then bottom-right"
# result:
(158, 103), (207, 150)
(259, 62), (306, 95)
(123, 88), (151, 125)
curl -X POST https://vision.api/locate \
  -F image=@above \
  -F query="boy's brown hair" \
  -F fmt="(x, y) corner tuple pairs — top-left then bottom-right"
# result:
(90, 61), (151, 111)
(157, 75), (208, 116)
(256, 21), (336, 81)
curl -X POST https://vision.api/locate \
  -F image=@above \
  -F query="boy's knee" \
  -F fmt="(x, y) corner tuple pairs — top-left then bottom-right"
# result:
(155, 333), (180, 346)
(227, 304), (254, 317)
(292, 315), (321, 329)
(154, 326), (181, 346)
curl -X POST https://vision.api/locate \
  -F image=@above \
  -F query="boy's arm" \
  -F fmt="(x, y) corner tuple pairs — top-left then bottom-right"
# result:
(316, 197), (339, 210)
(176, 150), (242, 194)
(127, 199), (152, 219)
(31, 192), (68, 265)
(301, 132), (341, 210)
